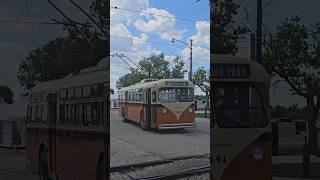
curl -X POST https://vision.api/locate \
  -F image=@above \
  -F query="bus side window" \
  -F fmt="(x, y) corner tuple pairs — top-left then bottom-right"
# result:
(42, 105), (47, 122)
(100, 102), (104, 126)
(37, 106), (41, 121)
(75, 104), (80, 126)
(28, 107), (32, 122)
(60, 105), (65, 123)
(92, 102), (100, 126)
(31, 107), (35, 121)
(67, 104), (74, 125)
(87, 103), (92, 126)
(152, 91), (156, 102)
(91, 84), (101, 97)
(83, 86), (90, 97)
(83, 103), (92, 127)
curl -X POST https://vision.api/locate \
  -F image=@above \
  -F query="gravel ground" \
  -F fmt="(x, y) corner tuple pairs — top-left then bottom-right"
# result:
(110, 156), (209, 180)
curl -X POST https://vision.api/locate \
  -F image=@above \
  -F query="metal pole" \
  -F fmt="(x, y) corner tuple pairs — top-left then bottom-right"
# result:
(303, 136), (310, 178)
(256, 0), (262, 63)
(189, 39), (193, 81)
(251, 33), (256, 61)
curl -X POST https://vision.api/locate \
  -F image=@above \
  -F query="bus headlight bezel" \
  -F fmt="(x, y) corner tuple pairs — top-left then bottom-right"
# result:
(252, 147), (263, 161)
(162, 108), (167, 114)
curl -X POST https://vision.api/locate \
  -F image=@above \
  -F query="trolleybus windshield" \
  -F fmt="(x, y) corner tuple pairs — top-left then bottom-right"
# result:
(214, 84), (267, 128)
(158, 87), (194, 102)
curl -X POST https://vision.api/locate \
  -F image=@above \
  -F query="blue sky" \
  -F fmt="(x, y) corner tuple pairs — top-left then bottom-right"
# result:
(110, 0), (210, 97)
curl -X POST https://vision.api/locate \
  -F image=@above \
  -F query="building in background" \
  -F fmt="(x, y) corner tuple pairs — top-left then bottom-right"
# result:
(0, 99), (27, 147)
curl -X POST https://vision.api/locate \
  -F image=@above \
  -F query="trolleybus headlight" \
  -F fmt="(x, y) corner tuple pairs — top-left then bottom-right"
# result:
(252, 148), (263, 161)
(188, 107), (193, 112)
(162, 108), (167, 114)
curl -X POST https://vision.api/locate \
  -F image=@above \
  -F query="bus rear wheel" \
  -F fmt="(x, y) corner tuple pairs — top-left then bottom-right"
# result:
(39, 151), (49, 180)
(96, 160), (104, 180)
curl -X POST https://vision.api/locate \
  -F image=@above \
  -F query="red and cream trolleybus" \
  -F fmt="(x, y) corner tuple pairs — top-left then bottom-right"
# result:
(211, 54), (272, 180)
(26, 58), (109, 180)
(118, 78), (196, 130)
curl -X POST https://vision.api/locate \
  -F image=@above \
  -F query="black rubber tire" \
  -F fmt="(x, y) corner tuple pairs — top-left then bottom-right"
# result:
(96, 160), (104, 180)
(39, 151), (49, 180)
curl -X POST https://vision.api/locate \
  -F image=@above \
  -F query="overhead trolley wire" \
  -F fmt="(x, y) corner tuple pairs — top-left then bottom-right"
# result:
(110, 34), (187, 48)
(111, 6), (205, 23)
(175, 0), (201, 16)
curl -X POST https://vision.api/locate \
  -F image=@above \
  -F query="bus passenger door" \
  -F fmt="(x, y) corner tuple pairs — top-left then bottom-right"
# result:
(145, 89), (152, 128)
(48, 93), (57, 179)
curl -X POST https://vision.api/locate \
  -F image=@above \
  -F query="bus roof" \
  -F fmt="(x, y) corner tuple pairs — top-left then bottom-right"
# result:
(119, 78), (194, 92)
(30, 57), (109, 94)
(211, 54), (269, 85)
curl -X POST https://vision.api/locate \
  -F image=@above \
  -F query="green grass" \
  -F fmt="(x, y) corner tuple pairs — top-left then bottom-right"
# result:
(272, 163), (320, 178)
(195, 112), (210, 118)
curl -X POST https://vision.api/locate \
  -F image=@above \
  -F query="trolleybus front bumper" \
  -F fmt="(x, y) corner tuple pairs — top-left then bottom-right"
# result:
(158, 122), (196, 130)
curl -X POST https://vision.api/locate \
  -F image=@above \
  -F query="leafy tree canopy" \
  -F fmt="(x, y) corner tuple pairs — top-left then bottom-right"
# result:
(0, 86), (13, 104)
(192, 68), (210, 96)
(18, 0), (108, 91)
(116, 54), (187, 89)
(263, 16), (320, 148)
(211, 0), (248, 55)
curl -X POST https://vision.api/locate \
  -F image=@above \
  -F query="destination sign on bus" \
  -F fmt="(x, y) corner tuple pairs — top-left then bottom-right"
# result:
(211, 63), (251, 79)
(165, 81), (188, 86)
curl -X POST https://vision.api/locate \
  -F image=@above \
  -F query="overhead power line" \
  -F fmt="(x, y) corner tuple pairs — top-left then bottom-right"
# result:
(46, 0), (90, 27)
(185, 3), (210, 18)
(111, 53), (134, 70)
(0, 19), (60, 25)
(69, 0), (107, 35)
(175, 0), (201, 16)
(111, 34), (186, 48)
(111, 6), (204, 23)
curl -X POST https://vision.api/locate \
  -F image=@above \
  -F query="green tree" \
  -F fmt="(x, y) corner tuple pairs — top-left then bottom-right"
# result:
(0, 86), (13, 104)
(18, 0), (108, 91)
(263, 16), (320, 149)
(192, 68), (210, 117)
(171, 58), (187, 78)
(116, 54), (186, 89)
(110, 88), (115, 95)
(211, 0), (248, 55)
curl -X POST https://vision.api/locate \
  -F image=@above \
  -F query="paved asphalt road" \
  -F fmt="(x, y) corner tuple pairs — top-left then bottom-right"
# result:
(110, 109), (210, 167)
(0, 149), (37, 180)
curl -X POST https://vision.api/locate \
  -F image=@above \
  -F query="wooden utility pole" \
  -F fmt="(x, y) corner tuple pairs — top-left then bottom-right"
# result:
(251, 33), (256, 61)
(256, 0), (262, 63)
(189, 39), (193, 81)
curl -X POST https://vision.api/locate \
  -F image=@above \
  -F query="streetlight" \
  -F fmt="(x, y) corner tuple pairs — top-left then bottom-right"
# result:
(171, 37), (193, 81)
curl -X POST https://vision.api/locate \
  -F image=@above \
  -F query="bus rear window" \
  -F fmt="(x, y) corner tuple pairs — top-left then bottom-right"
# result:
(158, 88), (193, 102)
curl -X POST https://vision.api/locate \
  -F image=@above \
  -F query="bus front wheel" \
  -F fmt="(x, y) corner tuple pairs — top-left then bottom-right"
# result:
(96, 160), (104, 180)
(39, 151), (49, 180)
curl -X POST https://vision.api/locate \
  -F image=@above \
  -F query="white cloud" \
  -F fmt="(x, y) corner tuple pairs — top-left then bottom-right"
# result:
(191, 21), (209, 48)
(134, 8), (185, 40)
(179, 21), (210, 70)
(111, 0), (149, 26)
(181, 46), (209, 69)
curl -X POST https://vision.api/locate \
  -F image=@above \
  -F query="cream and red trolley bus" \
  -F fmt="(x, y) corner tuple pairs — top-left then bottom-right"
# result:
(211, 54), (272, 180)
(26, 58), (109, 180)
(118, 78), (196, 130)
